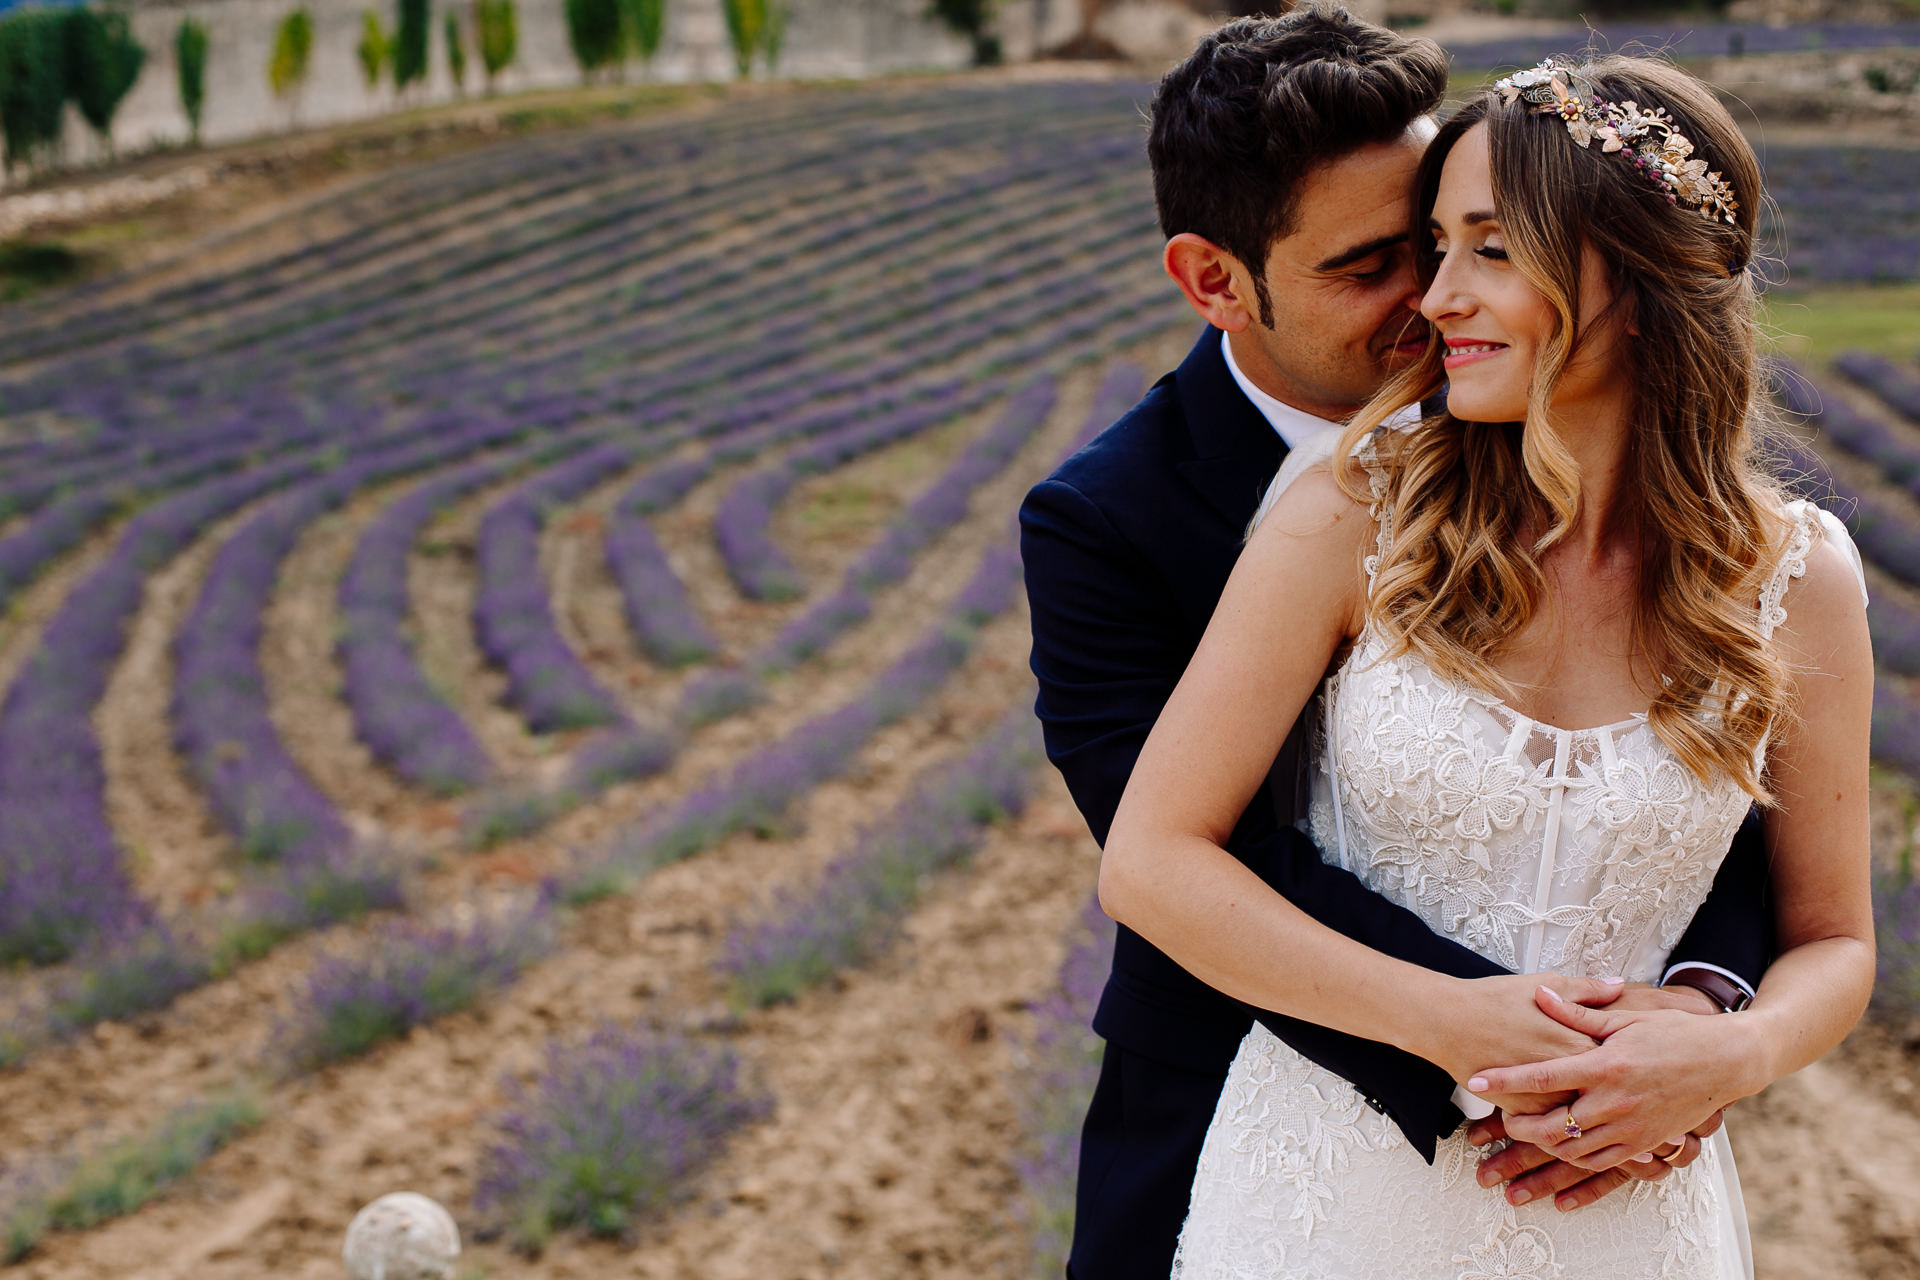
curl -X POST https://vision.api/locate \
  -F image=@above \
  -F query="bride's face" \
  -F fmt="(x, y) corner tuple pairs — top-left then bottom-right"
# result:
(1419, 123), (1630, 426)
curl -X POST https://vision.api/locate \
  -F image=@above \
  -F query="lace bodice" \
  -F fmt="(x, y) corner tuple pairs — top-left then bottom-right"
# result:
(1172, 441), (1864, 1279)
(1307, 464), (1845, 987)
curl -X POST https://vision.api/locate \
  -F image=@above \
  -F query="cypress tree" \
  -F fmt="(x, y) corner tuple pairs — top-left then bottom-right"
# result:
(444, 10), (466, 90)
(475, 0), (516, 90)
(174, 19), (208, 144)
(393, 0), (429, 89)
(0, 9), (70, 171)
(65, 7), (146, 154)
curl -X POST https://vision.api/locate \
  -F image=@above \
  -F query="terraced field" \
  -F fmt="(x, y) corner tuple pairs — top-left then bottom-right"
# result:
(0, 77), (1917, 1280)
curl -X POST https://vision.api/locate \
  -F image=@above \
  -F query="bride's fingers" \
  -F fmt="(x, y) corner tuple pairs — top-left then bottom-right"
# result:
(1467, 1052), (1600, 1102)
(1533, 985), (1627, 1039)
(1541, 973), (1629, 1008)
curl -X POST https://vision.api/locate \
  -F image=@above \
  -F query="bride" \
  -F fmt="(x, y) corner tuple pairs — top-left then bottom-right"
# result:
(1100, 53), (1875, 1279)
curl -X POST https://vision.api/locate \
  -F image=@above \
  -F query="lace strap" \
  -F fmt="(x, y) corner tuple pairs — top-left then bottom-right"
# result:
(1357, 428), (1394, 593)
(1757, 501), (1821, 641)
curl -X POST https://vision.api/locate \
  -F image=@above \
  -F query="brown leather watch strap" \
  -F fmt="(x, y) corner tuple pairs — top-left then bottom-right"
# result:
(1665, 966), (1752, 1013)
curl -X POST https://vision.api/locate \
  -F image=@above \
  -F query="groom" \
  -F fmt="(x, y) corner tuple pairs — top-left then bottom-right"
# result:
(1019, 9), (1771, 1279)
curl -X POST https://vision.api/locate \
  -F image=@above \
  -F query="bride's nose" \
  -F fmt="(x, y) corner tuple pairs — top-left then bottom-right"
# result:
(1420, 255), (1474, 325)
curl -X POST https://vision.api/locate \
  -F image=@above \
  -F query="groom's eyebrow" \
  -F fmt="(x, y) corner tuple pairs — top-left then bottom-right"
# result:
(1313, 232), (1407, 274)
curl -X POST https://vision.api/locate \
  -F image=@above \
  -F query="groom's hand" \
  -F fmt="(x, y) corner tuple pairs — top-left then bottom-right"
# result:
(1466, 1113), (1710, 1211)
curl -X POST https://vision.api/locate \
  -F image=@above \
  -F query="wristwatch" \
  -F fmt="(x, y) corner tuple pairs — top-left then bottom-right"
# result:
(1665, 966), (1753, 1013)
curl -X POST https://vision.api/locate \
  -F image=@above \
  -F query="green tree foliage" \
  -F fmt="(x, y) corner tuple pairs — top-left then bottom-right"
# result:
(719, 0), (764, 77)
(268, 9), (314, 100)
(622, 0), (662, 68)
(763, 0), (787, 70)
(444, 10), (467, 89)
(64, 7), (146, 150)
(392, 0), (429, 89)
(357, 10), (390, 87)
(562, 0), (622, 77)
(475, 0), (516, 88)
(174, 18), (208, 144)
(0, 8), (70, 171)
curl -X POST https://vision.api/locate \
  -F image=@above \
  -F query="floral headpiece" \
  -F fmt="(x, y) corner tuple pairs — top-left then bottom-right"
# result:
(1493, 59), (1739, 226)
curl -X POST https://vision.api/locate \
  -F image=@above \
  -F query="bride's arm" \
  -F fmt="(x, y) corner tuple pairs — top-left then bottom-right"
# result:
(1473, 534), (1876, 1168)
(1100, 463), (1606, 1087)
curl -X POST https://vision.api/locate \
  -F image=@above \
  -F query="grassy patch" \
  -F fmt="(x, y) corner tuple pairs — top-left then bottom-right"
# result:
(1761, 285), (1920, 368)
(0, 241), (90, 302)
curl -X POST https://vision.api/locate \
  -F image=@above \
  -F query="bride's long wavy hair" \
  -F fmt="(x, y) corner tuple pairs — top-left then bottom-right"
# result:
(1332, 54), (1791, 799)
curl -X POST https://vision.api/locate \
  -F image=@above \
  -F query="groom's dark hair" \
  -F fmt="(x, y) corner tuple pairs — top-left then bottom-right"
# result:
(1148, 4), (1447, 324)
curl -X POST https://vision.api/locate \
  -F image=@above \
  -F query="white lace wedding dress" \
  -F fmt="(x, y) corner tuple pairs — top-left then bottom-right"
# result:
(1170, 436), (1866, 1280)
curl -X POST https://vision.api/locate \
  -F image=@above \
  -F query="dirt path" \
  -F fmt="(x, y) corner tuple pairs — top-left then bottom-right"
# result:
(98, 498), (285, 917)
(260, 481), (445, 840)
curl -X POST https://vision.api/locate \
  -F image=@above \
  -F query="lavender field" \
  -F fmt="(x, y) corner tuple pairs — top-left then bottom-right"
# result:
(0, 69), (1917, 1280)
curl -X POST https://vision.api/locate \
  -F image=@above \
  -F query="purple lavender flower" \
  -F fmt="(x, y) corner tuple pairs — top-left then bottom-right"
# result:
(1010, 894), (1115, 1278)
(1872, 869), (1920, 1022)
(283, 899), (553, 1069)
(719, 708), (1043, 1008)
(474, 1021), (770, 1252)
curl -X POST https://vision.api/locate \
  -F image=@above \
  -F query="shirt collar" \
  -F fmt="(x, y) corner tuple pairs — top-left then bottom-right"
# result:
(1220, 329), (1344, 450)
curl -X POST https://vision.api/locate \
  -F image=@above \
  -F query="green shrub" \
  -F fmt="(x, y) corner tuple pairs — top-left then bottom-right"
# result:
(357, 10), (390, 87)
(64, 7), (145, 151)
(563, 0), (623, 77)
(622, 0), (662, 67)
(0, 9), (70, 171)
(445, 9), (466, 88)
(268, 9), (313, 100)
(476, 0), (516, 87)
(174, 18), (208, 143)
(393, 0), (429, 88)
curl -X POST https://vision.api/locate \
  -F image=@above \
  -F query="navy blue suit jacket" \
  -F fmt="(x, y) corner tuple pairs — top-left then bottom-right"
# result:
(1019, 328), (1772, 1161)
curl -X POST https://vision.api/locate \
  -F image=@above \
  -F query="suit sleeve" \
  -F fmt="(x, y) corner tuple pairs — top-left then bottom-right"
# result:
(1019, 476), (1510, 980)
(1662, 810), (1770, 992)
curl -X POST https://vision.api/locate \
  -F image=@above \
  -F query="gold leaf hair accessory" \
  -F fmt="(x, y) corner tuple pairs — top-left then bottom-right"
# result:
(1494, 59), (1739, 226)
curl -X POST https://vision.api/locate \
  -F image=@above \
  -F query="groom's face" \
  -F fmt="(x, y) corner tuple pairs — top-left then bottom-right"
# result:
(1228, 127), (1432, 420)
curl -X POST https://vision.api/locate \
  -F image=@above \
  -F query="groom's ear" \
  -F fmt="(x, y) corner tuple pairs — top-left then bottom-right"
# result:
(1163, 233), (1260, 334)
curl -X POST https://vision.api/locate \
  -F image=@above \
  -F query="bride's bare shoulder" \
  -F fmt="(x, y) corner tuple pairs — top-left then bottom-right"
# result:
(1245, 454), (1376, 550)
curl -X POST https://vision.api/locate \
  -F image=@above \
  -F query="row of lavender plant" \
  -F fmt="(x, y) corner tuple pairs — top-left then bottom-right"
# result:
(458, 167), (1146, 736)
(1008, 894), (1114, 1278)
(1774, 376), (1920, 589)
(561, 360), (1143, 900)
(0, 457), (321, 966)
(471, 337), (1151, 843)
(1834, 351), (1920, 427)
(1768, 379), (1920, 786)
(719, 704), (1046, 1009)
(465, 214), (1153, 745)
(0, 396), (353, 611)
(5, 91), (973, 372)
(564, 536), (1026, 904)
(174, 418), (531, 868)
(408, 277), (1154, 845)
(472, 1020), (769, 1253)
(682, 363), (1139, 724)
(1775, 360), (1920, 501)
(340, 167), (1125, 782)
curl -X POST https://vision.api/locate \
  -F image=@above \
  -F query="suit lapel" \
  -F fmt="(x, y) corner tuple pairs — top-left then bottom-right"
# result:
(1172, 328), (1286, 531)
